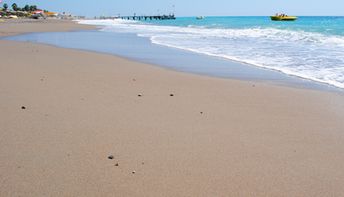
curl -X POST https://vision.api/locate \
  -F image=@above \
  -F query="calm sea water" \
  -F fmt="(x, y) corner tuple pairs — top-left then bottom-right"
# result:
(80, 16), (344, 89)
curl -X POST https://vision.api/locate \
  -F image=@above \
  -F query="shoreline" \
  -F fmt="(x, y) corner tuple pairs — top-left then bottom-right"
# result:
(1, 19), (344, 196)
(78, 17), (344, 90)
(5, 27), (342, 93)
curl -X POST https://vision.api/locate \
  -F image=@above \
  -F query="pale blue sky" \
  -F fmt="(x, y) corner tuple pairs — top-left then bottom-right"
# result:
(1, 0), (343, 17)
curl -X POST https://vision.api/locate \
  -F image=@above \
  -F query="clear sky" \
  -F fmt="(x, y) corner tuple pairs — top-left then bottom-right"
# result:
(1, 0), (343, 17)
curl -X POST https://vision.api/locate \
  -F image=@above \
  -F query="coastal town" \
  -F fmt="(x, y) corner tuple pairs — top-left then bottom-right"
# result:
(0, 2), (83, 20)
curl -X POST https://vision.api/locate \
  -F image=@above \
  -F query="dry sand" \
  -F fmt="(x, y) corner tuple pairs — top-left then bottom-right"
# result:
(1, 19), (344, 196)
(0, 19), (95, 37)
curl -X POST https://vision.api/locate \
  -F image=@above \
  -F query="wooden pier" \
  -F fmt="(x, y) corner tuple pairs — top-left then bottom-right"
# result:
(121, 14), (176, 20)
(97, 14), (176, 20)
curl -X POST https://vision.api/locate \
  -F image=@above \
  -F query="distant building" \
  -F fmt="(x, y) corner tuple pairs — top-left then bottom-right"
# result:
(32, 10), (44, 15)
(45, 12), (58, 17)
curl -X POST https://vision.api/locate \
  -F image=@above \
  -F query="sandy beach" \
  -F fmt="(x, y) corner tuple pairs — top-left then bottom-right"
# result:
(1, 19), (344, 196)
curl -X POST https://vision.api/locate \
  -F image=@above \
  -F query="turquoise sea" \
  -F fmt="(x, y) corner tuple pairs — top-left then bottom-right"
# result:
(80, 16), (344, 89)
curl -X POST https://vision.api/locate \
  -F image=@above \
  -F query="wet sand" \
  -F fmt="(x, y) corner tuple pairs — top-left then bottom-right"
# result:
(1, 19), (344, 196)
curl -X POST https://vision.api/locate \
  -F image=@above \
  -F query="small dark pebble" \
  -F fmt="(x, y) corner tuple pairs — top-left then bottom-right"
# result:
(108, 155), (114, 160)
(142, 162), (145, 165)
(132, 171), (136, 174)
(200, 112), (203, 114)
(138, 94), (143, 97)
(115, 163), (119, 166)
(170, 94), (174, 97)
(21, 106), (26, 109)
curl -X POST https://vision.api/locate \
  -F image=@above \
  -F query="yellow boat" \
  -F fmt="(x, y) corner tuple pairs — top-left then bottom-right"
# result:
(270, 16), (297, 21)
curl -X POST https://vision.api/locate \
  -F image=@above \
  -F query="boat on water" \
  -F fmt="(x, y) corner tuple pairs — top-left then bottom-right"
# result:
(196, 16), (204, 20)
(270, 15), (297, 21)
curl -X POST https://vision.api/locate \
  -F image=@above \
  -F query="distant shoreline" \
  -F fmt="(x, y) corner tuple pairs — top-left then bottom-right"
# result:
(0, 18), (95, 37)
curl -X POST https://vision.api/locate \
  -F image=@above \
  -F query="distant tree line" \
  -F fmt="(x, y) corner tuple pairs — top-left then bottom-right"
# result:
(2, 3), (44, 12)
